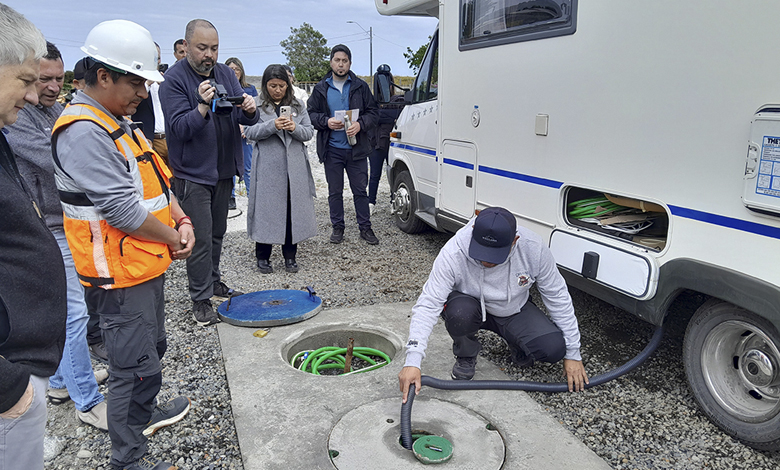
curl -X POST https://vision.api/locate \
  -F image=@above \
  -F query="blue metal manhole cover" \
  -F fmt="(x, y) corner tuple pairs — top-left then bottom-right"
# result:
(217, 289), (322, 327)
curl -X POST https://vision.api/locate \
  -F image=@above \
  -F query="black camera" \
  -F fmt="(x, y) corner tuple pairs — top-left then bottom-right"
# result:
(209, 80), (244, 115)
(158, 63), (168, 73)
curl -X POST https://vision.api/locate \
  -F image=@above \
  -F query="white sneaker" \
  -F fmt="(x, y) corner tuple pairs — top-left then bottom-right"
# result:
(369, 203), (375, 215)
(77, 401), (108, 431)
(94, 368), (109, 385)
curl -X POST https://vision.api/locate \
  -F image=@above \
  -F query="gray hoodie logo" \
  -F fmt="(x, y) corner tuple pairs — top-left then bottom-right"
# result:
(517, 275), (530, 287)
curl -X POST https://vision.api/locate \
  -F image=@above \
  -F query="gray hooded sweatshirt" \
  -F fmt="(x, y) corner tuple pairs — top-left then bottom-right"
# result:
(404, 218), (582, 369)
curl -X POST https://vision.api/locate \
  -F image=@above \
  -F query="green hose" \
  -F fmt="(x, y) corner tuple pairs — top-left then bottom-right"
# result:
(292, 346), (391, 375)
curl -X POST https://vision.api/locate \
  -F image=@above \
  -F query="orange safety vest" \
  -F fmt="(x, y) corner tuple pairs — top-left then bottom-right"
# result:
(52, 103), (174, 289)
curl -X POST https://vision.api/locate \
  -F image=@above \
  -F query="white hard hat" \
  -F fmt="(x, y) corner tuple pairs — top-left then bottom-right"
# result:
(81, 19), (163, 82)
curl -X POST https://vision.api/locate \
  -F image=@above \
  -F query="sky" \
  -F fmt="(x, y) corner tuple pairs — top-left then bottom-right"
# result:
(6, 0), (438, 78)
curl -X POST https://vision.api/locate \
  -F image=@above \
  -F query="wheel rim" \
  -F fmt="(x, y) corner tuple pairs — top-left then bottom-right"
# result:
(701, 320), (780, 422)
(393, 183), (412, 223)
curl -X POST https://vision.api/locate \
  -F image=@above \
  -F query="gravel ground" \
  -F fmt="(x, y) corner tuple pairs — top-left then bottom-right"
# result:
(44, 139), (780, 469)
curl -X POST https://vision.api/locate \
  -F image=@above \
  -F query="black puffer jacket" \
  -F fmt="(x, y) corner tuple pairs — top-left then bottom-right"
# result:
(308, 71), (378, 162)
(0, 132), (66, 414)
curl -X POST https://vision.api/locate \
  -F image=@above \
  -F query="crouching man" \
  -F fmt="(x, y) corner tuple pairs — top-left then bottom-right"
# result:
(399, 207), (589, 403)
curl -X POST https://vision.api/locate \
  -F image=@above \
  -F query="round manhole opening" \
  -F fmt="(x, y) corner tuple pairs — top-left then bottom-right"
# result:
(282, 325), (400, 376)
(328, 398), (505, 469)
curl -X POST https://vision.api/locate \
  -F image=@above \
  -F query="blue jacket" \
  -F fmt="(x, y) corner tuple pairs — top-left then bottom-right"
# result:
(159, 59), (258, 185)
(308, 70), (378, 162)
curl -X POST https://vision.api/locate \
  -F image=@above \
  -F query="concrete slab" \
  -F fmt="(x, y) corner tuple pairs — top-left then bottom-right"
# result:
(218, 301), (611, 470)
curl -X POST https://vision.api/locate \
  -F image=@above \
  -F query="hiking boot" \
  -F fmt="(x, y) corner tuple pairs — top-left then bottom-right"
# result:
(509, 344), (534, 368)
(89, 342), (109, 363)
(48, 369), (110, 405)
(285, 259), (299, 273)
(256, 259), (273, 274)
(192, 300), (219, 327)
(77, 401), (108, 431)
(116, 456), (177, 470)
(451, 356), (477, 380)
(360, 228), (379, 245)
(330, 226), (344, 244)
(212, 281), (244, 300)
(143, 396), (191, 437)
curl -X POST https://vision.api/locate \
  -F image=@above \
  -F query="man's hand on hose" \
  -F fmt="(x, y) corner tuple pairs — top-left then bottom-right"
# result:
(398, 366), (422, 404)
(563, 359), (589, 392)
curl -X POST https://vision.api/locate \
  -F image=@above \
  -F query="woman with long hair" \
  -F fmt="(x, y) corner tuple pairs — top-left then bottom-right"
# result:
(226, 57), (258, 201)
(243, 64), (316, 273)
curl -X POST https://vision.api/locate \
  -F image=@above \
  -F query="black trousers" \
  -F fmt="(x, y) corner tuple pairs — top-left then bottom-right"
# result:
(323, 146), (371, 230)
(441, 291), (566, 364)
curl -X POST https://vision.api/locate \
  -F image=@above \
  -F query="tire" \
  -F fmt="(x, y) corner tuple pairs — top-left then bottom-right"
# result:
(391, 170), (428, 234)
(683, 298), (780, 450)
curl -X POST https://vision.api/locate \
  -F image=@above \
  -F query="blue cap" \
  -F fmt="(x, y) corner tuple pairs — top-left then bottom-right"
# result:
(469, 207), (517, 264)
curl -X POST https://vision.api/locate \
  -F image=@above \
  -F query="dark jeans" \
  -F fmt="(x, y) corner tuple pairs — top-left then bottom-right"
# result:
(441, 291), (566, 364)
(171, 178), (232, 301)
(85, 275), (167, 468)
(323, 146), (371, 230)
(368, 146), (388, 205)
(256, 180), (296, 260)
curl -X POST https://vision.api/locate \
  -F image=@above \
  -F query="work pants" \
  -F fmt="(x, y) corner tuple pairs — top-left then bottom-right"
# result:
(368, 146), (388, 205)
(48, 229), (104, 412)
(85, 275), (167, 468)
(441, 291), (566, 364)
(323, 147), (371, 230)
(0, 375), (48, 470)
(152, 138), (169, 167)
(172, 178), (232, 302)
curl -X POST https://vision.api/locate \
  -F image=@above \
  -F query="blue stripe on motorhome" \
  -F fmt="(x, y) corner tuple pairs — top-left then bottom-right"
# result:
(478, 165), (564, 189)
(443, 158), (474, 170)
(668, 205), (780, 240)
(390, 142), (437, 156)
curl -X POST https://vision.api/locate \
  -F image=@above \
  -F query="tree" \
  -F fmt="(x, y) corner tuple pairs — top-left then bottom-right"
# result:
(403, 37), (431, 75)
(280, 23), (330, 82)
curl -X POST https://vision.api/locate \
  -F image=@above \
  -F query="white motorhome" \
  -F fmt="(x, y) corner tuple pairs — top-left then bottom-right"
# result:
(376, 0), (780, 450)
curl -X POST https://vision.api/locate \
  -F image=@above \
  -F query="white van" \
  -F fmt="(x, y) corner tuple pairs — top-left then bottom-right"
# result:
(375, 0), (780, 450)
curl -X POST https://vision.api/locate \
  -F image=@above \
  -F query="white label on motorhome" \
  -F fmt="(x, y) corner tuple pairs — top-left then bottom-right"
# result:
(758, 136), (780, 198)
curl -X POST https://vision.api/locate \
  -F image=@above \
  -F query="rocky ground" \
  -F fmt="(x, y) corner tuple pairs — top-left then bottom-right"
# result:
(44, 141), (780, 469)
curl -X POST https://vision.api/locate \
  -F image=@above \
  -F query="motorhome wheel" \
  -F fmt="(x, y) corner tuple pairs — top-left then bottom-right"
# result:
(683, 299), (780, 450)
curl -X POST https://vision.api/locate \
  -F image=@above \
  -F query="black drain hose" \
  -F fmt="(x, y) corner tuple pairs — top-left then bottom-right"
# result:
(400, 324), (665, 450)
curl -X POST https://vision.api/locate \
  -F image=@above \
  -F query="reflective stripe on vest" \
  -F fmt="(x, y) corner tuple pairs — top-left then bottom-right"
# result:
(52, 103), (174, 289)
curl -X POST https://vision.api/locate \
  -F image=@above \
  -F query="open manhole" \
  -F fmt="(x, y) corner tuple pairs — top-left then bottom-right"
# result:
(282, 324), (401, 376)
(328, 397), (505, 469)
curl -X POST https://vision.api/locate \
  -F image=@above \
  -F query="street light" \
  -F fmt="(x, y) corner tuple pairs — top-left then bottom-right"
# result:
(346, 20), (373, 84)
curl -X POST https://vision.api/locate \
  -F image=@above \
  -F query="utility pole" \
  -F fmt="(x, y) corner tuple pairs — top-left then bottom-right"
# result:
(347, 21), (373, 87)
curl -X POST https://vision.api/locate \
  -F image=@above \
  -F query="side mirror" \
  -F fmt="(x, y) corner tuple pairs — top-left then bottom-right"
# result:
(373, 72), (393, 104)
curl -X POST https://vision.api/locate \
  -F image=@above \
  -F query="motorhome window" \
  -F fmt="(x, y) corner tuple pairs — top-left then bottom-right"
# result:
(460, 0), (577, 50)
(412, 32), (439, 103)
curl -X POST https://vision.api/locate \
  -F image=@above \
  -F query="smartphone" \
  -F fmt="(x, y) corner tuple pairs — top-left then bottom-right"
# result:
(280, 106), (292, 119)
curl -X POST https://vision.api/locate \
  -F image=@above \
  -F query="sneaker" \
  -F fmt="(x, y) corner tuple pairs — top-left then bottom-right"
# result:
(228, 197), (237, 210)
(330, 226), (344, 244)
(143, 396), (191, 437)
(256, 259), (273, 274)
(94, 368), (109, 385)
(77, 401), (108, 431)
(192, 300), (219, 327)
(285, 259), (299, 273)
(48, 369), (110, 405)
(369, 203), (375, 215)
(89, 342), (109, 363)
(212, 280), (244, 300)
(360, 228), (379, 245)
(451, 356), (477, 380)
(117, 456), (177, 470)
